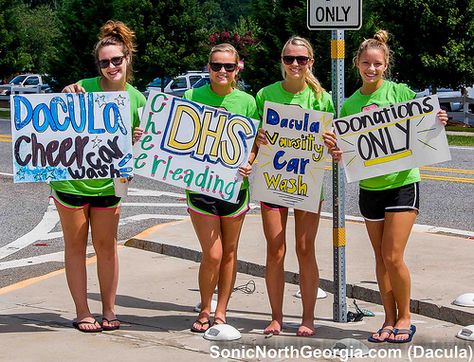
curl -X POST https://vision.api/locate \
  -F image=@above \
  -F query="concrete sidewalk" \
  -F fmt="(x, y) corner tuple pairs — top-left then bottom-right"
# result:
(127, 215), (474, 326)
(0, 215), (473, 361)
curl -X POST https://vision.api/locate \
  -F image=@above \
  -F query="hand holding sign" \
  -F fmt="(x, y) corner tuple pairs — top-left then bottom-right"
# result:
(11, 92), (133, 183)
(132, 90), (258, 203)
(252, 101), (332, 212)
(333, 96), (451, 183)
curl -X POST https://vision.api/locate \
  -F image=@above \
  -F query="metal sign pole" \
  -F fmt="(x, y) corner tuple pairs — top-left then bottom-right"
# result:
(331, 29), (347, 322)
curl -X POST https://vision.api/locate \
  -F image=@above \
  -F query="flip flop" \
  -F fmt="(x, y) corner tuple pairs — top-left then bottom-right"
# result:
(212, 317), (227, 326)
(190, 318), (210, 333)
(72, 319), (103, 333)
(101, 317), (120, 331)
(367, 327), (394, 343)
(388, 325), (416, 344)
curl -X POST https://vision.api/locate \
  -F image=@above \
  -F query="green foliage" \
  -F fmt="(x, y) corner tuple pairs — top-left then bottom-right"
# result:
(0, 1), (60, 82)
(244, 0), (333, 94)
(363, 0), (474, 90)
(51, 0), (115, 88)
(1, 0), (474, 97)
(115, 0), (215, 90)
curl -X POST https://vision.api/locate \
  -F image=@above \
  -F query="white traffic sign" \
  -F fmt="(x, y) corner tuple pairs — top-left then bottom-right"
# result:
(307, 0), (362, 30)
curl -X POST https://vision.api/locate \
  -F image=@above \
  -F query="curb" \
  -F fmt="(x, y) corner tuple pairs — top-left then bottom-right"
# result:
(125, 237), (474, 326)
(318, 212), (474, 239)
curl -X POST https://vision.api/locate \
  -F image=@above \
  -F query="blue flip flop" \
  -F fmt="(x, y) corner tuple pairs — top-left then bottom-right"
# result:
(367, 327), (394, 343)
(388, 324), (416, 343)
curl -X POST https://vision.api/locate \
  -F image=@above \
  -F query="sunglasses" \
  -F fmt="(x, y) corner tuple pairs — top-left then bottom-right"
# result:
(98, 56), (125, 69)
(209, 62), (238, 72)
(282, 56), (310, 66)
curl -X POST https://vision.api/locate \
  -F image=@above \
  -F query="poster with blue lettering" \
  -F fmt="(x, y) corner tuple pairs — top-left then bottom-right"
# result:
(11, 92), (132, 183)
(252, 101), (332, 212)
(333, 96), (451, 183)
(132, 90), (259, 203)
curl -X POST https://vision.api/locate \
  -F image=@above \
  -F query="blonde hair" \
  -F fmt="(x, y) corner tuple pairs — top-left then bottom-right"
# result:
(281, 36), (324, 97)
(353, 30), (392, 77)
(208, 43), (240, 88)
(94, 20), (136, 82)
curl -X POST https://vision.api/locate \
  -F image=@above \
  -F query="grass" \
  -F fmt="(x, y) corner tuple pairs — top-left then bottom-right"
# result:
(0, 110), (9, 119)
(446, 125), (474, 132)
(447, 135), (474, 147)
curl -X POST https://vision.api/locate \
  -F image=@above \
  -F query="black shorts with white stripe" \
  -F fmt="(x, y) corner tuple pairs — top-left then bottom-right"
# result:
(359, 182), (420, 221)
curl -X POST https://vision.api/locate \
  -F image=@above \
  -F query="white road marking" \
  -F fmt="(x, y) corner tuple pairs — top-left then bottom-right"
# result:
(128, 188), (184, 198)
(119, 214), (187, 226)
(121, 202), (187, 207)
(0, 172), (13, 177)
(0, 246), (95, 271)
(0, 200), (59, 260)
(449, 146), (474, 151)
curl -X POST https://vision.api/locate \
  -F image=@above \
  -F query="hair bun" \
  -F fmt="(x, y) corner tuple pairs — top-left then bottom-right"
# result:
(373, 30), (389, 44)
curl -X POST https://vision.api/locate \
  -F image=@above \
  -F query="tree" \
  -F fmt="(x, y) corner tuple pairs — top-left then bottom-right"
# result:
(363, 0), (474, 90)
(115, 0), (216, 90)
(50, 0), (115, 88)
(0, 1), (62, 84)
(15, 4), (61, 76)
(246, 0), (333, 94)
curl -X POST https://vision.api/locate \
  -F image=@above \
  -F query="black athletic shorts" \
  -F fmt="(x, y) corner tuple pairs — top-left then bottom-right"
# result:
(186, 188), (249, 218)
(51, 189), (121, 209)
(359, 182), (420, 221)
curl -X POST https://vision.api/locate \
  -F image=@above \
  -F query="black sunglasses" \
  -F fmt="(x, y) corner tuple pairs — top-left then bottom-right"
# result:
(98, 56), (125, 69)
(209, 62), (238, 72)
(282, 56), (310, 66)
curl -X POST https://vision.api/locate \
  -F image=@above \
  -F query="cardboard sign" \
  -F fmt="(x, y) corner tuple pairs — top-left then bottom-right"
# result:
(252, 101), (332, 212)
(334, 95), (451, 183)
(133, 90), (259, 203)
(11, 92), (133, 183)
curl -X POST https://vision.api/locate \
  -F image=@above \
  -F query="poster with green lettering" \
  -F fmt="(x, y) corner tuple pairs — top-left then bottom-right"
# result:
(252, 101), (332, 212)
(133, 90), (259, 203)
(11, 92), (133, 183)
(333, 96), (451, 183)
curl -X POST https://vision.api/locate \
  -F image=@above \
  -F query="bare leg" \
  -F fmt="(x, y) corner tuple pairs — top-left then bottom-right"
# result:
(383, 211), (416, 342)
(190, 212), (222, 331)
(261, 207), (288, 334)
(366, 219), (396, 341)
(213, 213), (246, 323)
(294, 206), (320, 336)
(90, 207), (121, 330)
(55, 202), (100, 331)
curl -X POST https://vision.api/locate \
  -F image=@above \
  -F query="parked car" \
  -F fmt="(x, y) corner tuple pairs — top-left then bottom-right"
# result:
(191, 77), (210, 89)
(145, 76), (172, 93)
(163, 71), (209, 97)
(414, 86), (463, 112)
(0, 74), (51, 96)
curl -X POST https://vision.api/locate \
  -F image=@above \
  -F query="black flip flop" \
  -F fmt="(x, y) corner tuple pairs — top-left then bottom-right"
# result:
(72, 319), (103, 333)
(190, 319), (210, 333)
(101, 317), (121, 331)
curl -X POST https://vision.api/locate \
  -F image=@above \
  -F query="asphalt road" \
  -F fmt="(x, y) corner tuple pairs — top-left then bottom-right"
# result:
(0, 117), (473, 289)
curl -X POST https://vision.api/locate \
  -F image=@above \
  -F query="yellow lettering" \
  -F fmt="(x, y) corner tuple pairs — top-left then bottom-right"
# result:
(166, 104), (200, 151)
(196, 112), (225, 157)
(221, 117), (253, 166)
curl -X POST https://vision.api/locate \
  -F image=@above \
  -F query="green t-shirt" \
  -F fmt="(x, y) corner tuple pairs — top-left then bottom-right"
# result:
(50, 77), (146, 196)
(340, 80), (419, 191)
(255, 81), (335, 122)
(183, 84), (258, 189)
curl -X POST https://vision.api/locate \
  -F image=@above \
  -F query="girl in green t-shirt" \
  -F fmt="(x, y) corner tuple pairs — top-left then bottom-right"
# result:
(324, 30), (448, 344)
(255, 36), (335, 337)
(184, 43), (256, 333)
(51, 21), (145, 333)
